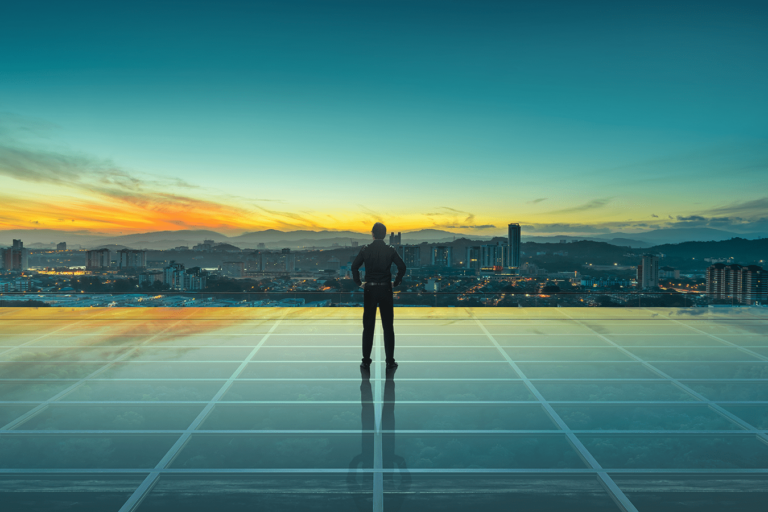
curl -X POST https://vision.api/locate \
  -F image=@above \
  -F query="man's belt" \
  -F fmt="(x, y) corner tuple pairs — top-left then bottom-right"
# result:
(366, 282), (391, 286)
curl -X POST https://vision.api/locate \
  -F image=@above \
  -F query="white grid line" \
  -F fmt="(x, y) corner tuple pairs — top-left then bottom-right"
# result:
(116, 309), (291, 512)
(471, 313), (638, 512)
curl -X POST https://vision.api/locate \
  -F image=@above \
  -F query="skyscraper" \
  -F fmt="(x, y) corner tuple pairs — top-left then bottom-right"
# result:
(389, 232), (402, 245)
(507, 224), (521, 267)
(2, 239), (28, 271)
(637, 254), (659, 289)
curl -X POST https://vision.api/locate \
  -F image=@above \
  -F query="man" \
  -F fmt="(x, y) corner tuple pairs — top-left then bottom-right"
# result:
(352, 222), (406, 370)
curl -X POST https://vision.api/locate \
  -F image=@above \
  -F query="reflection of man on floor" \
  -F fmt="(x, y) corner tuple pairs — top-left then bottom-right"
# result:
(352, 222), (406, 371)
(348, 367), (409, 511)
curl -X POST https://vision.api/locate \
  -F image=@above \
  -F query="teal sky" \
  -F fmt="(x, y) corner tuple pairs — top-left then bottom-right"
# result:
(1, 0), (767, 236)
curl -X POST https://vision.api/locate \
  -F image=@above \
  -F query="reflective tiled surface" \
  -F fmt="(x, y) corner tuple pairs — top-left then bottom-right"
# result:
(0, 307), (767, 511)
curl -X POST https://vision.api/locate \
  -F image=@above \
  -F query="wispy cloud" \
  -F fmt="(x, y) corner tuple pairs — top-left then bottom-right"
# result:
(549, 198), (611, 215)
(0, 113), (309, 233)
(527, 198), (547, 204)
(702, 197), (768, 218)
(442, 224), (496, 230)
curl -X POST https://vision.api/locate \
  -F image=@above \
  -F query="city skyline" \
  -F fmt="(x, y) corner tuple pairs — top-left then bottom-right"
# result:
(1, 1), (767, 237)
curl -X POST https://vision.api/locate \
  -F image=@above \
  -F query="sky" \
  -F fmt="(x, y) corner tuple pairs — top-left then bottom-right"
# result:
(1, 0), (767, 237)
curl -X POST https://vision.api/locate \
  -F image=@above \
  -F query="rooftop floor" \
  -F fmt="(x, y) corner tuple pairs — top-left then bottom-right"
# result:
(1, 307), (767, 512)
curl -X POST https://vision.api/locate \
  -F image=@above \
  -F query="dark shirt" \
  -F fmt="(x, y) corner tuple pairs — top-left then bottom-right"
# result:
(351, 239), (407, 286)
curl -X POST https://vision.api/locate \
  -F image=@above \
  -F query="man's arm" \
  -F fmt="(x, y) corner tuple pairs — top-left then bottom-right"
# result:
(392, 248), (406, 287)
(351, 247), (365, 286)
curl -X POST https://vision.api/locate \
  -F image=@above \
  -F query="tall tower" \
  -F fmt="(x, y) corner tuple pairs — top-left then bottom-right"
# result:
(507, 223), (521, 267)
(638, 254), (659, 289)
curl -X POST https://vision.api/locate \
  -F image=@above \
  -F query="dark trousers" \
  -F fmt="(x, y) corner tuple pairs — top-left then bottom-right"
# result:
(362, 284), (395, 364)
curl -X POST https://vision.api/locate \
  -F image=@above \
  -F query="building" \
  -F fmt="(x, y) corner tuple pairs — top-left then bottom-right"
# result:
(465, 246), (481, 270)
(426, 278), (440, 292)
(351, 241), (359, 247)
(659, 266), (680, 279)
(282, 248), (295, 272)
(173, 246), (189, 251)
(164, 262), (186, 290)
(257, 243), (266, 249)
(466, 244), (507, 270)
(56, 242), (67, 251)
(637, 254), (659, 289)
(507, 224), (521, 267)
(389, 232), (402, 245)
(86, 249), (111, 270)
(741, 265), (767, 305)
(707, 263), (767, 304)
(221, 261), (246, 278)
(482, 244), (507, 268)
(398, 245), (421, 269)
(163, 262), (207, 291)
(2, 239), (28, 271)
(184, 267), (208, 290)
(431, 246), (452, 267)
(118, 249), (147, 269)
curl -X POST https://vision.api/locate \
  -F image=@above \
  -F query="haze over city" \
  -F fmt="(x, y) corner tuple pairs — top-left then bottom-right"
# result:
(1, 1), (767, 239)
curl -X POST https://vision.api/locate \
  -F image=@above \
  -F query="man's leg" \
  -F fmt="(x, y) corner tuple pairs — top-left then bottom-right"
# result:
(361, 285), (376, 366)
(379, 286), (396, 364)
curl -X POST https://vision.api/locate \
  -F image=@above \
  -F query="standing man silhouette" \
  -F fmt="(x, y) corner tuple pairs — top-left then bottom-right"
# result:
(352, 222), (406, 370)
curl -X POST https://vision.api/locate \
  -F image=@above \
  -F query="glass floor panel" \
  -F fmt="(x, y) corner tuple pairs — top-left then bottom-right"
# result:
(720, 405), (768, 429)
(579, 435), (768, 469)
(503, 347), (633, 361)
(383, 474), (619, 512)
(2, 307), (767, 511)
(19, 404), (206, 430)
(535, 381), (695, 402)
(494, 334), (611, 346)
(62, 380), (225, 402)
(517, 362), (661, 379)
(0, 435), (179, 468)
(611, 475), (768, 512)
(606, 334), (726, 347)
(685, 381), (768, 401)
(0, 380), (76, 401)
(624, 347), (761, 362)
(651, 362), (768, 379)
(553, 404), (740, 430)
(138, 474), (371, 512)
(0, 405), (35, 427)
(171, 434), (365, 468)
(0, 474), (148, 512)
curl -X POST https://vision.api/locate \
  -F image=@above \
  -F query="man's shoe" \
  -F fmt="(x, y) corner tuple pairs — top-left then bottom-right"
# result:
(386, 361), (398, 370)
(360, 362), (371, 370)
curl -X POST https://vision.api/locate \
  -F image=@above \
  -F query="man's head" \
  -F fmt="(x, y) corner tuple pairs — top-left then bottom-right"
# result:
(372, 222), (387, 240)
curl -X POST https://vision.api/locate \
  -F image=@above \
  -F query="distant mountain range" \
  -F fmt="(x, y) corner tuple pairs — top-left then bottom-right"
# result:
(1, 226), (765, 250)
